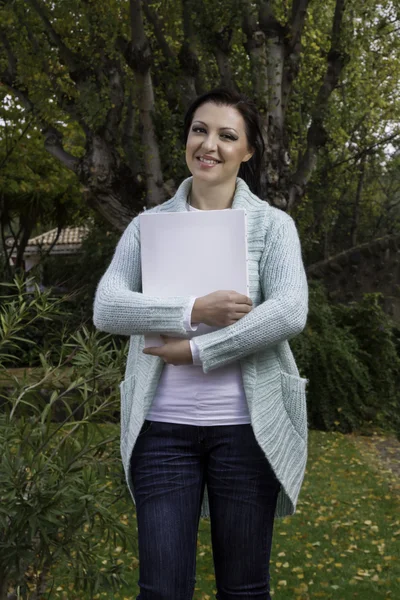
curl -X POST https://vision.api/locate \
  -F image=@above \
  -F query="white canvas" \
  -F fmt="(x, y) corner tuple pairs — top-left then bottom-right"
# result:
(139, 209), (249, 347)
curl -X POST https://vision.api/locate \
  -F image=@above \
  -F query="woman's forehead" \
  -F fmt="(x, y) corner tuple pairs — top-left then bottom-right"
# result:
(192, 103), (245, 131)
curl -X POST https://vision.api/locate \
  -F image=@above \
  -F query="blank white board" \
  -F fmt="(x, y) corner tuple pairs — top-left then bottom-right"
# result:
(139, 208), (249, 347)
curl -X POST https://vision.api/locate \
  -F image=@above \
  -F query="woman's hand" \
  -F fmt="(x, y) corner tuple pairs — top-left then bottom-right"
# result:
(142, 335), (193, 366)
(192, 290), (253, 327)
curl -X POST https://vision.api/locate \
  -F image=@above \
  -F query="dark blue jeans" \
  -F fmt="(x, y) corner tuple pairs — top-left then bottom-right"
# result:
(130, 420), (281, 600)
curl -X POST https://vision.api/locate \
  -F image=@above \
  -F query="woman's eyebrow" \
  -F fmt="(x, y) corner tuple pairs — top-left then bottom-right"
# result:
(192, 120), (239, 134)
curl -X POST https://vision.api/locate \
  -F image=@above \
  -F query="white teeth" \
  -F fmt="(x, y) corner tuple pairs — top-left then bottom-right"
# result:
(199, 157), (219, 165)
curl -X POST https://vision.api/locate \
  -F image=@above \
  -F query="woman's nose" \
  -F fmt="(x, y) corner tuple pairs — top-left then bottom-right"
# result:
(201, 134), (218, 151)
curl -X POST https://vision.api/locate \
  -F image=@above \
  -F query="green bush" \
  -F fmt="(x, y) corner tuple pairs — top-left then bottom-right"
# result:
(41, 218), (120, 323)
(333, 293), (400, 434)
(0, 277), (70, 368)
(292, 280), (400, 438)
(0, 280), (133, 599)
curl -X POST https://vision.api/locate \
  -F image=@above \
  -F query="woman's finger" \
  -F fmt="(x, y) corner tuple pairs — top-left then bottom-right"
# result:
(160, 334), (173, 343)
(230, 311), (251, 321)
(143, 347), (162, 356)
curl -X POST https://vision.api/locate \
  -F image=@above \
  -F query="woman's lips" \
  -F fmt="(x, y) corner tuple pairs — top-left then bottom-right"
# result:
(196, 157), (221, 168)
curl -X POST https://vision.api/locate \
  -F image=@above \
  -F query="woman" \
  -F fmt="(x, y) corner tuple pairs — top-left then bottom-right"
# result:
(93, 88), (309, 600)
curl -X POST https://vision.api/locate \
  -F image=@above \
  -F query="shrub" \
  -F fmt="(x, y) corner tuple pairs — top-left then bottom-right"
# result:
(292, 280), (400, 438)
(333, 293), (400, 436)
(0, 280), (133, 599)
(0, 277), (74, 368)
(41, 218), (120, 323)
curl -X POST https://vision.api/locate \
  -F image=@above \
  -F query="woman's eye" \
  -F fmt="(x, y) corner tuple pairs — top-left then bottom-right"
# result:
(191, 127), (236, 141)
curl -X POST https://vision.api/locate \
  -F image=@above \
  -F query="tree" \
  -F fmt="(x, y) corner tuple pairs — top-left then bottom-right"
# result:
(0, 97), (88, 277)
(0, 0), (399, 237)
(295, 0), (400, 261)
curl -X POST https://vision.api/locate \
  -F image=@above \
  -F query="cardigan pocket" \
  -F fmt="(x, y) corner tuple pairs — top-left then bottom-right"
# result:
(119, 375), (136, 438)
(280, 371), (308, 441)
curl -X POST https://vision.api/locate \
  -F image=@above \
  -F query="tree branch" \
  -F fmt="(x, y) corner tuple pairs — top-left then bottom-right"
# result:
(307, 232), (400, 276)
(0, 120), (33, 171)
(241, 0), (268, 115)
(288, 0), (349, 209)
(259, 1), (287, 131)
(99, 61), (125, 144)
(0, 28), (17, 78)
(0, 203), (23, 280)
(0, 31), (81, 174)
(42, 126), (80, 172)
(0, 30), (38, 114)
(123, 0), (165, 207)
(142, 0), (176, 64)
(331, 131), (400, 170)
(24, 0), (103, 101)
(179, 0), (205, 98)
(121, 89), (140, 176)
(8, 10), (91, 137)
(213, 25), (238, 90)
(350, 154), (366, 246)
(24, 0), (80, 72)
(142, 0), (196, 110)
(282, 0), (310, 114)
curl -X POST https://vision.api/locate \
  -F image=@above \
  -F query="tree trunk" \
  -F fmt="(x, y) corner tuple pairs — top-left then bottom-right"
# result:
(0, 574), (8, 600)
(78, 134), (141, 230)
(29, 560), (51, 600)
(350, 155), (366, 247)
(0, 0), (353, 227)
(213, 26), (237, 90)
(128, 0), (165, 208)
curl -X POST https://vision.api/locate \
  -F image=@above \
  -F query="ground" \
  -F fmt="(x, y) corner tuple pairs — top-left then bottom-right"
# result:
(350, 431), (400, 496)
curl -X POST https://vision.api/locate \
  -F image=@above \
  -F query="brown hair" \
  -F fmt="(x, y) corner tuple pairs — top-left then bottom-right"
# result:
(183, 87), (265, 196)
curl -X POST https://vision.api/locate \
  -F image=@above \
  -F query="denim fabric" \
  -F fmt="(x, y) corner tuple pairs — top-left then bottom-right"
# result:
(130, 420), (281, 600)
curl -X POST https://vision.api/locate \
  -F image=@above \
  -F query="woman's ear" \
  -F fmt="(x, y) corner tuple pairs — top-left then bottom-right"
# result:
(242, 148), (255, 163)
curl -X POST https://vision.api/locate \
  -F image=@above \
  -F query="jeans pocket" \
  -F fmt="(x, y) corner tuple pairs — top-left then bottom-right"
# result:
(138, 420), (153, 437)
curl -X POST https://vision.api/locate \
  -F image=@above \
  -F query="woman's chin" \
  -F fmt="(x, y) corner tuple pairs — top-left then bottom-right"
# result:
(190, 165), (228, 183)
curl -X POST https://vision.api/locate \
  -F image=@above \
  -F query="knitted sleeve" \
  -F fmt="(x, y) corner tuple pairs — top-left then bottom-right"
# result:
(193, 214), (309, 373)
(93, 217), (196, 336)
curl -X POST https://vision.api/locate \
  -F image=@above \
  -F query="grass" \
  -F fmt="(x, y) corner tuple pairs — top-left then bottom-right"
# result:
(47, 428), (400, 599)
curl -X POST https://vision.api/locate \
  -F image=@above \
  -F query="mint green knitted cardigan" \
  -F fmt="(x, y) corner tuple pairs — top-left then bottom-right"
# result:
(93, 176), (309, 519)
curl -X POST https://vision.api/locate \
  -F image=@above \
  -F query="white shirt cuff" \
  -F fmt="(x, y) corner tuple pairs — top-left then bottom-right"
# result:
(183, 297), (199, 332)
(190, 339), (202, 365)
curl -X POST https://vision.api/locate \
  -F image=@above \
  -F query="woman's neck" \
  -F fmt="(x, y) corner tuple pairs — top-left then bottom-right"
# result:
(189, 178), (237, 211)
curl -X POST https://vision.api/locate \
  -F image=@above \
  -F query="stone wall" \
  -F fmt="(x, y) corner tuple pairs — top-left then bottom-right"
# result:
(306, 234), (400, 323)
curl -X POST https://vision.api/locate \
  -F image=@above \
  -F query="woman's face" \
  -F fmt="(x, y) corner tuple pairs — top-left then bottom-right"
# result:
(185, 102), (254, 186)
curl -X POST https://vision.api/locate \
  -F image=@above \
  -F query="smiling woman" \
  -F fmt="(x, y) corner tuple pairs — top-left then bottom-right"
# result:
(184, 104), (254, 210)
(93, 87), (309, 600)
(183, 91), (265, 209)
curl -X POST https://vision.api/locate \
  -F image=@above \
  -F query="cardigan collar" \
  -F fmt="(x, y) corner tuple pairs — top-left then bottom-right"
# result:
(170, 176), (253, 213)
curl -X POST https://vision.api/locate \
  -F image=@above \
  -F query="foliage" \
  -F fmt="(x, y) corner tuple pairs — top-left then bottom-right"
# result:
(0, 277), (73, 367)
(0, 279), (132, 599)
(40, 218), (120, 322)
(0, 97), (89, 277)
(0, 99), (83, 201)
(333, 292), (400, 432)
(0, 231), (132, 366)
(297, 0), (400, 259)
(292, 280), (400, 438)
(1, 0), (399, 241)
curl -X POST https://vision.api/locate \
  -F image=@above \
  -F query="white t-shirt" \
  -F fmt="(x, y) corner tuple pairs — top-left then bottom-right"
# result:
(145, 201), (250, 426)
